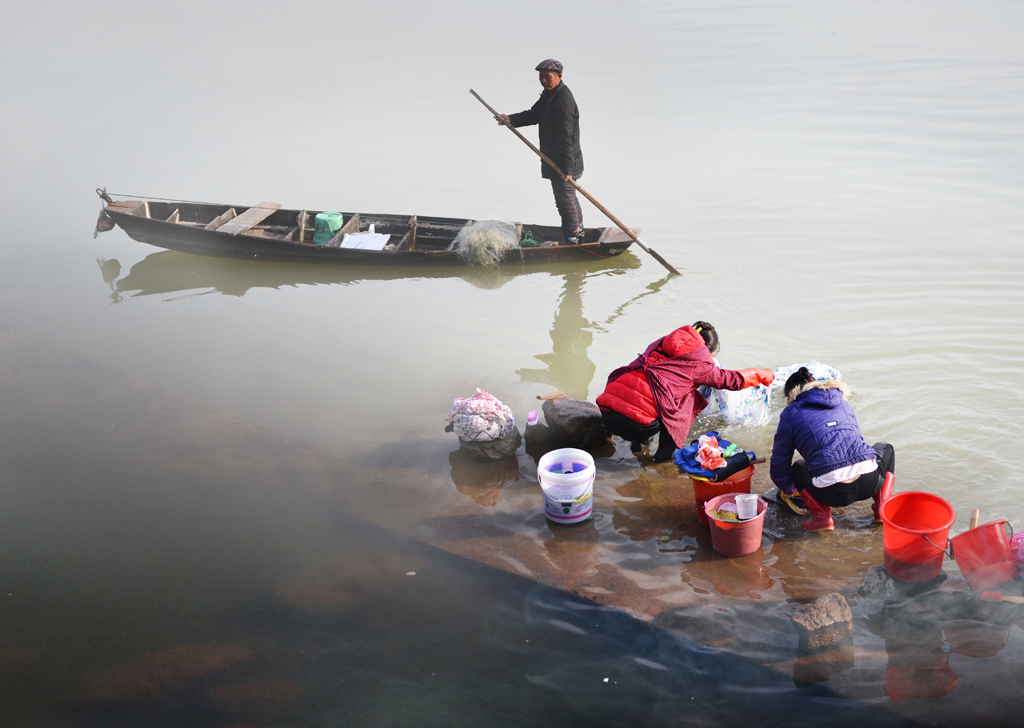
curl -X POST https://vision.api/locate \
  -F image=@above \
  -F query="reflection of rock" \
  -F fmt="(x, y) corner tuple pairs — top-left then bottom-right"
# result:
(541, 397), (611, 451)
(449, 450), (521, 506)
(792, 643), (855, 688)
(80, 644), (254, 701)
(456, 428), (522, 461)
(792, 593), (852, 652)
(945, 620), (1011, 658)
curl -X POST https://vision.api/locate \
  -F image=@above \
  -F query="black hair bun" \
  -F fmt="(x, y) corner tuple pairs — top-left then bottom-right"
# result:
(784, 367), (813, 398)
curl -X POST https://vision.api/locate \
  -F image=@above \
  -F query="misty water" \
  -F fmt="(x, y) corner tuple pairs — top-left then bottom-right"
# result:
(2, 0), (1024, 725)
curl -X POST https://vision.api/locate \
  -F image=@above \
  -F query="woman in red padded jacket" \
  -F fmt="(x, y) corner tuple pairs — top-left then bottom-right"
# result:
(597, 321), (774, 461)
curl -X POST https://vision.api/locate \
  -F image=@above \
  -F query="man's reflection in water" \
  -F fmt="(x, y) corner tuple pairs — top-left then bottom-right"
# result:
(516, 271), (595, 400)
(518, 271), (674, 400)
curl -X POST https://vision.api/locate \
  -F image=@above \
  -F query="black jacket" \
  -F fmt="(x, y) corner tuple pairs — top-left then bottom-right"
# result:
(508, 83), (584, 180)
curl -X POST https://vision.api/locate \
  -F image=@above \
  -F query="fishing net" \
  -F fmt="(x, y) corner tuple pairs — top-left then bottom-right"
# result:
(453, 220), (520, 266)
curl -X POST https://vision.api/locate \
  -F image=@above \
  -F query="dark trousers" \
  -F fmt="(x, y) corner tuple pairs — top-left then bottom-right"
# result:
(601, 410), (661, 449)
(794, 442), (895, 508)
(549, 176), (583, 240)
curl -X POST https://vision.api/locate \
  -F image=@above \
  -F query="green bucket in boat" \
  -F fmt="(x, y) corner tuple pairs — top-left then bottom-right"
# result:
(313, 211), (344, 244)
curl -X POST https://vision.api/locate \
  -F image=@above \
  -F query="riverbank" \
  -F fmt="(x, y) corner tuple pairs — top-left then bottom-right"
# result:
(4, 325), (1022, 725)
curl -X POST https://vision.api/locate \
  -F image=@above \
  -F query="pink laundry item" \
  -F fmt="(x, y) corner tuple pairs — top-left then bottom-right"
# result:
(1010, 532), (1024, 579)
(695, 434), (726, 470)
(445, 388), (515, 442)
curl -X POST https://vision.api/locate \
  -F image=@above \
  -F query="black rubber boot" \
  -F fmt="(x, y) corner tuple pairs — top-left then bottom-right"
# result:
(652, 424), (677, 462)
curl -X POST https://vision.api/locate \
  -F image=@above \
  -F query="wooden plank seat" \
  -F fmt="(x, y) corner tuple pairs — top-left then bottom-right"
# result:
(393, 216), (418, 251)
(447, 220), (474, 251)
(324, 214), (361, 247)
(215, 201), (281, 235)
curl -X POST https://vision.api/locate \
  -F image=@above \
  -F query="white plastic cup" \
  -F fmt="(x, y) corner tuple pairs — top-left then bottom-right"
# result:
(735, 493), (759, 520)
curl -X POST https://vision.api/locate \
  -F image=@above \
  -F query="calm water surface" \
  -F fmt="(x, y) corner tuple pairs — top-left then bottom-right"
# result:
(2, 0), (1023, 724)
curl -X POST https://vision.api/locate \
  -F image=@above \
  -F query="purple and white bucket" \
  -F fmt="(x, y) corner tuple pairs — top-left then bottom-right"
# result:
(538, 448), (595, 524)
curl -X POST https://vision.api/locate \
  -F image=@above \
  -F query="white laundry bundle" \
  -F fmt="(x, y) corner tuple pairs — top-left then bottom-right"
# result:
(445, 388), (516, 442)
(702, 361), (842, 427)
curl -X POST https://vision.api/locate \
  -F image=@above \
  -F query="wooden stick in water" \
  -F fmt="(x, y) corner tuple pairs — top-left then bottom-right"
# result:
(982, 591), (1024, 604)
(970, 508), (980, 530)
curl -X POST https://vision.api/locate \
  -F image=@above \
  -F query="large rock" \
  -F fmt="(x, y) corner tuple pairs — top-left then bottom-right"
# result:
(541, 397), (612, 451)
(457, 428), (522, 461)
(792, 593), (853, 652)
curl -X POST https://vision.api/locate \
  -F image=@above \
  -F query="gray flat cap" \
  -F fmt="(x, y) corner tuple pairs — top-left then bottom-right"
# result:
(535, 59), (563, 74)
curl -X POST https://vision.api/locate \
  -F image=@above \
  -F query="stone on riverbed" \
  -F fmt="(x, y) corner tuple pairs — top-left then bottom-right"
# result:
(458, 428), (522, 461)
(859, 564), (903, 601)
(791, 593), (853, 652)
(541, 397), (612, 451)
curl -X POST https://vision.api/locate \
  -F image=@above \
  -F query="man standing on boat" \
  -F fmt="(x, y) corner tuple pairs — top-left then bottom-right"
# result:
(494, 59), (585, 245)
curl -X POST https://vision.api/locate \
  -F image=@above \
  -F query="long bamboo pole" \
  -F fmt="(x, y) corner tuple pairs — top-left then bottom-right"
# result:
(470, 89), (680, 277)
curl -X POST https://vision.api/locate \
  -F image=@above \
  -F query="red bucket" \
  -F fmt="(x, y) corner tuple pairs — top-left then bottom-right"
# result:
(691, 465), (754, 526)
(705, 493), (766, 557)
(950, 520), (1018, 593)
(880, 491), (956, 583)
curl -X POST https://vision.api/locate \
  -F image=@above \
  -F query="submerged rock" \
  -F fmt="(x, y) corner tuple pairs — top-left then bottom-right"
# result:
(859, 564), (903, 601)
(80, 644), (255, 701)
(541, 397), (611, 451)
(792, 593), (853, 652)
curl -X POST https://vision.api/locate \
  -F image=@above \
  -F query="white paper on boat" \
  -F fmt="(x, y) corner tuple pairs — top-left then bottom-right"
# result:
(340, 232), (391, 250)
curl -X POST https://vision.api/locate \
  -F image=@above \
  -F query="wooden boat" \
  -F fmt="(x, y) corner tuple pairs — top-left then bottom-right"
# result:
(96, 191), (638, 266)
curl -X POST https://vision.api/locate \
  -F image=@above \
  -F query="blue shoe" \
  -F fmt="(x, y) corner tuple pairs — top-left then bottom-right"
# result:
(562, 226), (584, 245)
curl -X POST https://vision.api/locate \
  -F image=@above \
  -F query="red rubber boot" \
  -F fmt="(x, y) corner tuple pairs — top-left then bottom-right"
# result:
(872, 471), (895, 523)
(800, 489), (834, 532)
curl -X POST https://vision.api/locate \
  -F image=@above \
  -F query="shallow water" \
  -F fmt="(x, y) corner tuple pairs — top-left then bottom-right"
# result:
(2, 0), (1024, 724)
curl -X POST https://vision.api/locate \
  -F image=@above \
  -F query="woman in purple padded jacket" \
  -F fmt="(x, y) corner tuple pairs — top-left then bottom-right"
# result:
(770, 367), (895, 531)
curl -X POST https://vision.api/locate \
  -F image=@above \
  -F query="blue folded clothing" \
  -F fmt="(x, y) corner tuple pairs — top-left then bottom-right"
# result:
(674, 431), (756, 482)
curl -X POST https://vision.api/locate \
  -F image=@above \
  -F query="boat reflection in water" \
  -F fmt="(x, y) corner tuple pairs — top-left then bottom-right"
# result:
(97, 248), (643, 303)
